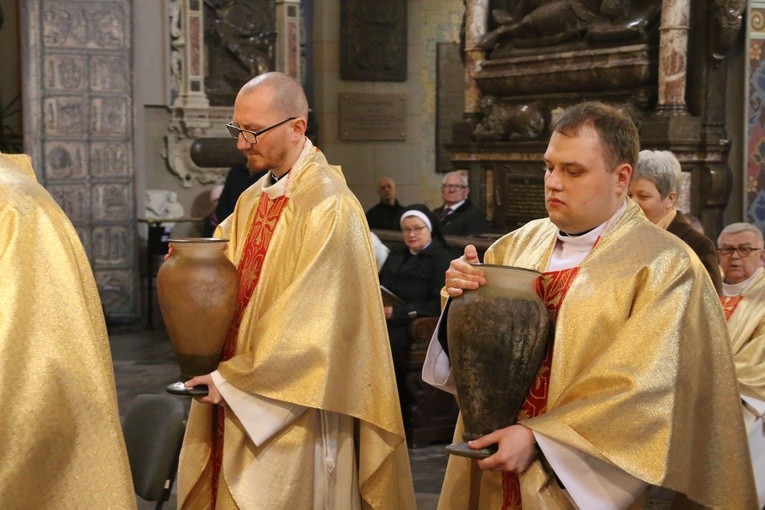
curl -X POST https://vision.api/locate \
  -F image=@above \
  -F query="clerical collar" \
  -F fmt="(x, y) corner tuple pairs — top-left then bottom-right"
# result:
(722, 267), (763, 296)
(269, 171), (289, 185)
(547, 201), (627, 272)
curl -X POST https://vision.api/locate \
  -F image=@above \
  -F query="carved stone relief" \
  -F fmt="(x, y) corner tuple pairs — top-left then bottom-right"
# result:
(44, 141), (87, 179)
(91, 183), (132, 221)
(25, 0), (136, 320)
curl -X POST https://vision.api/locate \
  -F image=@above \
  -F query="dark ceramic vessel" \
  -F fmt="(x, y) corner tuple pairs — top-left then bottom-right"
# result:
(446, 264), (549, 459)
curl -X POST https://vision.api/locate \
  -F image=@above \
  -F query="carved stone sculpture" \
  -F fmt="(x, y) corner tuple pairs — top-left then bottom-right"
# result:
(473, 97), (548, 141)
(711, 0), (745, 60)
(204, 0), (276, 106)
(481, 0), (662, 54)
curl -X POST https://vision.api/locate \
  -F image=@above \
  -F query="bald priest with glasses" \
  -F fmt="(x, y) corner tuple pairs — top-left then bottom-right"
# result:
(177, 72), (416, 510)
(718, 222), (765, 507)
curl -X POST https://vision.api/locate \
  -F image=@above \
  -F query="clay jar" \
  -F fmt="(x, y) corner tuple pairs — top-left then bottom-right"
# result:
(157, 238), (239, 382)
(446, 264), (550, 459)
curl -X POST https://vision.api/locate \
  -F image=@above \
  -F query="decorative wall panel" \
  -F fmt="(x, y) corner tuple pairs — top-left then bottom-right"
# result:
(746, 3), (765, 232)
(23, 0), (136, 321)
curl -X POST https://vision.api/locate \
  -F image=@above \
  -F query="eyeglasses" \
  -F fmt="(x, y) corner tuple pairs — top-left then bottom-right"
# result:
(226, 117), (296, 144)
(402, 226), (428, 234)
(441, 184), (467, 191)
(717, 246), (763, 257)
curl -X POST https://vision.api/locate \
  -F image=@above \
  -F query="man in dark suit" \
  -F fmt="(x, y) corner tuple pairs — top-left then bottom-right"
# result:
(366, 176), (406, 230)
(432, 171), (485, 236)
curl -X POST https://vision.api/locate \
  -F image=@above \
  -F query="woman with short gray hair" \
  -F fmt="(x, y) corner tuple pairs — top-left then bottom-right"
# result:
(629, 149), (722, 293)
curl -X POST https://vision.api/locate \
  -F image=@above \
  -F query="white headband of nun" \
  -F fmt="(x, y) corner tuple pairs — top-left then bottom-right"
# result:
(400, 210), (432, 232)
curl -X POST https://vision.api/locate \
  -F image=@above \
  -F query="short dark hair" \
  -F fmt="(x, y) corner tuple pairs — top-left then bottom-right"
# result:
(553, 101), (639, 172)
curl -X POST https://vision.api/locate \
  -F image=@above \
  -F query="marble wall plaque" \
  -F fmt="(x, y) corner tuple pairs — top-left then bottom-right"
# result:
(339, 93), (406, 141)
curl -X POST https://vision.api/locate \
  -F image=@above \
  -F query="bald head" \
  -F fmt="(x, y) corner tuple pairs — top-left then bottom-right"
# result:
(240, 72), (309, 120)
(376, 176), (396, 205)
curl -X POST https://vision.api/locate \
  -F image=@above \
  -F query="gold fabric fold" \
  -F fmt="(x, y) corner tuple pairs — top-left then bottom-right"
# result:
(179, 150), (415, 509)
(0, 154), (135, 508)
(726, 271), (765, 401)
(438, 200), (756, 509)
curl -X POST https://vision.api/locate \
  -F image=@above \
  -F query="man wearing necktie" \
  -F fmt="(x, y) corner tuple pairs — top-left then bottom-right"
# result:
(432, 171), (485, 236)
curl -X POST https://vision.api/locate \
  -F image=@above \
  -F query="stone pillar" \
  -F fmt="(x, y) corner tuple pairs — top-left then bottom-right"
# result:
(171, 0), (209, 111)
(275, 0), (302, 80)
(21, 0), (137, 322)
(656, 0), (690, 113)
(463, 0), (488, 121)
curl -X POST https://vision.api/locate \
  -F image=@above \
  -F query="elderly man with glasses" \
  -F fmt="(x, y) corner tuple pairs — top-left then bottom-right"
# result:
(177, 72), (416, 509)
(432, 171), (485, 236)
(718, 222), (765, 507)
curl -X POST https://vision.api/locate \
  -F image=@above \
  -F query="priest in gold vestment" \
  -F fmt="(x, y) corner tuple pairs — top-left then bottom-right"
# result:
(0, 153), (135, 508)
(177, 73), (415, 509)
(718, 222), (765, 507)
(424, 102), (757, 509)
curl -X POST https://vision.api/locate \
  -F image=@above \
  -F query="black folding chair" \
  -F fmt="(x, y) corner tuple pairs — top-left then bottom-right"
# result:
(123, 393), (186, 510)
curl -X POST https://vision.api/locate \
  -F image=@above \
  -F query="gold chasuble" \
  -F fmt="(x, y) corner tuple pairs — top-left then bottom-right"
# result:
(721, 270), (765, 402)
(178, 147), (416, 509)
(0, 154), (135, 508)
(438, 200), (756, 509)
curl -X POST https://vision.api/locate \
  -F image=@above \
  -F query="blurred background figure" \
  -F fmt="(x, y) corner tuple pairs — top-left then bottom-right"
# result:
(0, 153), (135, 508)
(378, 204), (453, 434)
(687, 213), (705, 234)
(629, 149), (722, 294)
(202, 162), (266, 237)
(432, 171), (485, 237)
(366, 176), (406, 230)
(379, 204), (453, 354)
(370, 231), (390, 271)
(717, 222), (765, 507)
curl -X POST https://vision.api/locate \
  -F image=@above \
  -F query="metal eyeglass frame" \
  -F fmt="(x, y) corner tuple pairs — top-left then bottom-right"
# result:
(226, 117), (296, 144)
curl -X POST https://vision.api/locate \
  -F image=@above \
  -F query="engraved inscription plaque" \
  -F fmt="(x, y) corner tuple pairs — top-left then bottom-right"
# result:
(339, 93), (406, 141)
(502, 174), (547, 229)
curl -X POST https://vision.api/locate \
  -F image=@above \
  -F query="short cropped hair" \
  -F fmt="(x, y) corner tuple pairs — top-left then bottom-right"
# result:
(634, 150), (681, 199)
(718, 222), (765, 247)
(553, 101), (639, 172)
(442, 171), (468, 187)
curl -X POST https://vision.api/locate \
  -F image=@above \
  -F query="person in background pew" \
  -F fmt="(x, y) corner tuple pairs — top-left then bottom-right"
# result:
(628, 149), (722, 293)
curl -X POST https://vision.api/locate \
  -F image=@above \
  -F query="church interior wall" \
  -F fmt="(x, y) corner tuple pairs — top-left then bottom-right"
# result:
(0, 0), (756, 322)
(726, 32), (746, 228)
(129, 1), (751, 238)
